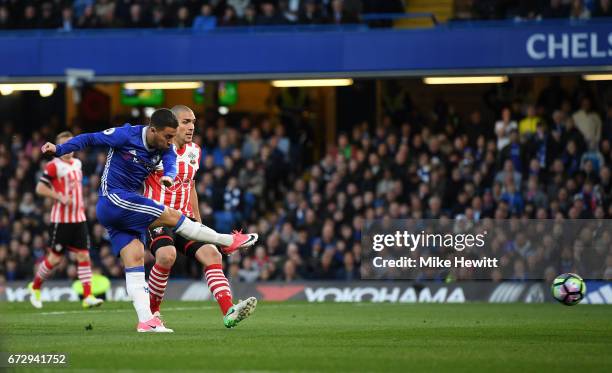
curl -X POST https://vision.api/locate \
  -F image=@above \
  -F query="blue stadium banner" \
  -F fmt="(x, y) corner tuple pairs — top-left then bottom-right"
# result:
(0, 20), (611, 79)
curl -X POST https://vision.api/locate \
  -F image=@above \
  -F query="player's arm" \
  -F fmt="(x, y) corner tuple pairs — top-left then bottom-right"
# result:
(41, 126), (129, 156)
(159, 145), (178, 187)
(35, 163), (70, 205)
(35, 181), (71, 205)
(189, 182), (202, 223)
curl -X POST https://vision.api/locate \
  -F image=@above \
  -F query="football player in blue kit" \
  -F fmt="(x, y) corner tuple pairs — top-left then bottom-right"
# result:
(41, 108), (258, 332)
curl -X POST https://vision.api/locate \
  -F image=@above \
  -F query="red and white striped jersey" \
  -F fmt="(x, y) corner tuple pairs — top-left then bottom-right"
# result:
(40, 158), (87, 223)
(143, 142), (201, 218)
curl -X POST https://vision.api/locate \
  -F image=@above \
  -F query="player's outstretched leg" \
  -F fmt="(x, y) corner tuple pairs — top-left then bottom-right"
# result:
(148, 245), (175, 317)
(74, 249), (104, 309)
(151, 208), (258, 254)
(120, 239), (173, 333)
(191, 244), (257, 328)
(28, 253), (61, 309)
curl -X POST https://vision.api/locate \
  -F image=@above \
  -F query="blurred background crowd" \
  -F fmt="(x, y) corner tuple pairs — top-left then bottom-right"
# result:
(0, 0), (610, 32)
(0, 0), (402, 30)
(1, 75), (612, 286)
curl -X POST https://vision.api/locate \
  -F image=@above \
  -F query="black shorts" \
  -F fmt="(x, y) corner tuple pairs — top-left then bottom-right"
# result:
(48, 222), (91, 255)
(147, 225), (206, 260)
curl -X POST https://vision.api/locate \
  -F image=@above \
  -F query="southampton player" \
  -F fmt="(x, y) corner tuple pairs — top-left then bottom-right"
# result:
(29, 131), (104, 309)
(41, 109), (258, 333)
(144, 105), (256, 328)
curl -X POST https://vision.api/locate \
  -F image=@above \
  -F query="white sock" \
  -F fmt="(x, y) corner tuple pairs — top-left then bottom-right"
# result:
(125, 268), (153, 323)
(174, 217), (233, 246)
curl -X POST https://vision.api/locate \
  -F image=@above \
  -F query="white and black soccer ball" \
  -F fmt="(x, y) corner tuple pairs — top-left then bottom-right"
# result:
(551, 273), (586, 306)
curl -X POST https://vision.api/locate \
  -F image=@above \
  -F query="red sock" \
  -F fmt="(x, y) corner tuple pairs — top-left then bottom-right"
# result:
(77, 260), (93, 298)
(148, 264), (170, 314)
(33, 258), (54, 290)
(204, 264), (233, 315)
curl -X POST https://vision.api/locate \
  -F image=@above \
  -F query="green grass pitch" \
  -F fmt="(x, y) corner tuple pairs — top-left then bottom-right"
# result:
(1, 301), (611, 372)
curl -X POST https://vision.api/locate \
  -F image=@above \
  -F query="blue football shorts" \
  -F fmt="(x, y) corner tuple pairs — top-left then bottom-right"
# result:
(96, 192), (166, 255)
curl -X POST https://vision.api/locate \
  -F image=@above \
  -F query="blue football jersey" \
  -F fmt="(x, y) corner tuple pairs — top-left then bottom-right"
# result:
(55, 124), (177, 196)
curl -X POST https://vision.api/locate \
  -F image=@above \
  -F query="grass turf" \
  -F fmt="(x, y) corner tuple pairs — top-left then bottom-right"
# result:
(0, 301), (611, 372)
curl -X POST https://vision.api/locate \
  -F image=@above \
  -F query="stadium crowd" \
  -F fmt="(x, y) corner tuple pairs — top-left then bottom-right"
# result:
(455, 0), (612, 21)
(0, 0), (405, 30)
(1, 78), (612, 286)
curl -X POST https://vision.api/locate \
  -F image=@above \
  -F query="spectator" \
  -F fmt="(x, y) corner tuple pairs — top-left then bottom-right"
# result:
(0, 6), (11, 29)
(19, 5), (38, 29)
(326, 0), (360, 24)
(524, 175), (548, 209)
(519, 104), (541, 138)
(461, 110), (490, 147)
(238, 159), (265, 200)
(495, 159), (522, 190)
(542, 0), (570, 18)
(527, 122), (552, 169)
(282, 259), (301, 281)
(238, 256), (261, 282)
(174, 6), (193, 28)
(581, 144), (605, 175)
(562, 116), (587, 155)
(257, 1), (287, 25)
(593, 0), (612, 17)
(572, 97), (602, 148)
(39, 2), (60, 29)
(125, 4), (151, 28)
(562, 140), (581, 175)
(224, 177), (242, 212)
(336, 251), (359, 280)
(218, 6), (241, 27)
(569, 0), (591, 19)
(279, 0), (299, 23)
(60, 6), (76, 31)
(314, 249), (337, 279)
(243, 4), (258, 25)
(550, 110), (566, 142)
(299, 0), (323, 24)
(495, 107), (518, 151)
(193, 4), (217, 30)
(499, 131), (526, 174)
(73, 0), (95, 18)
(77, 5), (99, 28)
(95, 0), (116, 27)
(151, 6), (170, 29)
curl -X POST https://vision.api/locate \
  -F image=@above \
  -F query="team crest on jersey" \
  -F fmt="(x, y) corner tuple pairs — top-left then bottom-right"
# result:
(188, 152), (197, 165)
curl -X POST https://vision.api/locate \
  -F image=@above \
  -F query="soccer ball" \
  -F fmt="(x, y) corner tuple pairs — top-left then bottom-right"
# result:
(551, 273), (586, 306)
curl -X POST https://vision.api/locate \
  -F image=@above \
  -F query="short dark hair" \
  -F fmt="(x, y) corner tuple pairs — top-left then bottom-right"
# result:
(150, 108), (178, 130)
